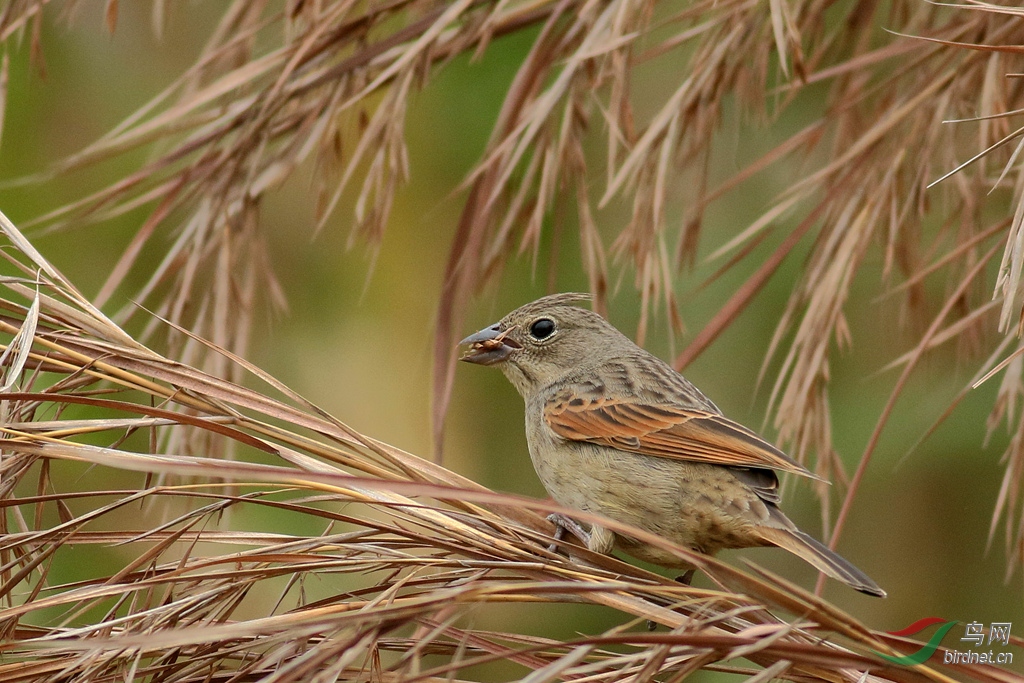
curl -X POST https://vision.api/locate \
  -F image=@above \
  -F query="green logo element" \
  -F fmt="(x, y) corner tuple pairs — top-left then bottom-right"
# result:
(875, 618), (958, 666)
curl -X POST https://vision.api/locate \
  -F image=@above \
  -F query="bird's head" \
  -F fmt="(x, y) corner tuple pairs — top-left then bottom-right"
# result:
(459, 293), (630, 396)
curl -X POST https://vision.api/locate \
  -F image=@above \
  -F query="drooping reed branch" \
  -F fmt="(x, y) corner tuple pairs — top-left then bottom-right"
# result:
(3, 2), (1024, 586)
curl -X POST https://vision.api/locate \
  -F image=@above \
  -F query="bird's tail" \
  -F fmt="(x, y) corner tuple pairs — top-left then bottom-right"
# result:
(757, 527), (886, 598)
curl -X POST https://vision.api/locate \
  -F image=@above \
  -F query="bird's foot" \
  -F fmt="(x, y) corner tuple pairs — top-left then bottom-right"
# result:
(675, 570), (696, 586)
(546, 513), (590, 553)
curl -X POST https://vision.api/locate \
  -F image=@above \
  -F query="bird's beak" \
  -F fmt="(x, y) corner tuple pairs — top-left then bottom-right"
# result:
(459, 323), (521, 366)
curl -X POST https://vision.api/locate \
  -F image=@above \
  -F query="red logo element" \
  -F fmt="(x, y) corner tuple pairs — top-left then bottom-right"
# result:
(886, 617), (949, 638)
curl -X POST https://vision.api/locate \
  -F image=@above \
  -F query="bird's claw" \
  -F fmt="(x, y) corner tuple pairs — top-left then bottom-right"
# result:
(675, 569), (696, 585)
(546, 513), (590, 553)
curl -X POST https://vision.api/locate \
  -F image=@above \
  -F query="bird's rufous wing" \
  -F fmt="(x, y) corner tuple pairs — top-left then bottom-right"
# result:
(543, 388), (815, 478)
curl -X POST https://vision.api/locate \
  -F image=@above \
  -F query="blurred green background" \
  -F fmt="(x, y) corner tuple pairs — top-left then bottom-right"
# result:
(0, 3), (1020, 677)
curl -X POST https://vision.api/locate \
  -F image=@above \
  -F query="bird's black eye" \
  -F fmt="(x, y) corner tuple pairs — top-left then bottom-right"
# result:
(529, 318), (556, 340)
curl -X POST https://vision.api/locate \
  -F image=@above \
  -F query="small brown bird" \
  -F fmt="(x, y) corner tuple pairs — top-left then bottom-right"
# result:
(460, 293), (885, 597)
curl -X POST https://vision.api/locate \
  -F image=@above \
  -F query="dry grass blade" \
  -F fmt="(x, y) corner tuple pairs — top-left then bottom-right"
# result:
(0, 210), (1006, 681)
(0, 286), (37, 392)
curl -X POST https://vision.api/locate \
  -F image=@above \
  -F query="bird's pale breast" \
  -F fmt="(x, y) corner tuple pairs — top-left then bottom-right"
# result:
(526, 400), (777, 566)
